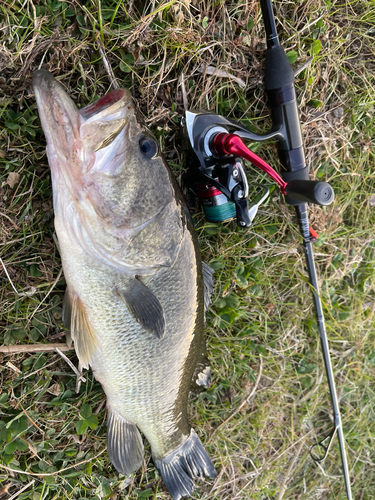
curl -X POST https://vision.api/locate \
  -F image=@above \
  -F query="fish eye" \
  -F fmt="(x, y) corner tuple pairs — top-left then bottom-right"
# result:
(139, 137), (158, 159)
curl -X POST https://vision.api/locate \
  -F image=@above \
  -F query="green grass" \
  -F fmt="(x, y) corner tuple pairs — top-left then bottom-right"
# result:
(1, 0), (375, 499)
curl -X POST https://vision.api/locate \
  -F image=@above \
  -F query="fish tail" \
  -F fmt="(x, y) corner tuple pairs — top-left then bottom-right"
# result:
(154, 429), (217, 500)
(107, 410), (144, 476)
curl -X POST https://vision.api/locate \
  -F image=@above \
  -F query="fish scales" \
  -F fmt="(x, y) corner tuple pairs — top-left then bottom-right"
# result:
(33, 69), (216, 500)
(80, 232), (204, 455)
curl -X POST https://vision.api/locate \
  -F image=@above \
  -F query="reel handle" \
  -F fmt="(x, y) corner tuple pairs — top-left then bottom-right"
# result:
(284, 180), (334, 206)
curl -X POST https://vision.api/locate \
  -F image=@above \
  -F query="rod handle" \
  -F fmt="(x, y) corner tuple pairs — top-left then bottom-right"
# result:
(285, 180), (334, 206)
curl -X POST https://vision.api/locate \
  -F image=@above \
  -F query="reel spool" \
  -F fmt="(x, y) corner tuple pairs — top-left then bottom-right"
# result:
(194, 181), (236, 223)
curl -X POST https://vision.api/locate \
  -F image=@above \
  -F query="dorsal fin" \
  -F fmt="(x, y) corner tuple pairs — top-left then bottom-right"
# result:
(62, 288), (72, 347)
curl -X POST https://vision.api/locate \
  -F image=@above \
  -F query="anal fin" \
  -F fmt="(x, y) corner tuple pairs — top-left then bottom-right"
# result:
(107, 410), (144, 476)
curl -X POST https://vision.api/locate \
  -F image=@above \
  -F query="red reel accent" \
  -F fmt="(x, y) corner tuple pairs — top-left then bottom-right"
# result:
(212, 133), (287, 195)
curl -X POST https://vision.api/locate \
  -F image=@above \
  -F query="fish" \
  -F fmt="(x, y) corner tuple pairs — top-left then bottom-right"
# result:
(32, 69), (217, 500)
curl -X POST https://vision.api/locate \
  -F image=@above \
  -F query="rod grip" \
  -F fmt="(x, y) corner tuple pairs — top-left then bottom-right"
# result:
(285, 180), (334, 206)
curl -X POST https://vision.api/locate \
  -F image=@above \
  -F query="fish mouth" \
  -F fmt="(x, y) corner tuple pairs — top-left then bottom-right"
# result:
(33, 69), (133, 158)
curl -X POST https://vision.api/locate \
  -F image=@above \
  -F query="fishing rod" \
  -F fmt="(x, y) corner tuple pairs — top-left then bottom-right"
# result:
(182, 0), (352, 498)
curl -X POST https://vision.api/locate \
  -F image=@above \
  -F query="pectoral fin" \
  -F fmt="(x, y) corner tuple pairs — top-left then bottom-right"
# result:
(63, 290), (99, 369)
(116, 278), (165, 339)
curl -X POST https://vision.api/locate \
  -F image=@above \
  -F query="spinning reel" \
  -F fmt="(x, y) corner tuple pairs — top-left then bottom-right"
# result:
(182, 112), (334, 229)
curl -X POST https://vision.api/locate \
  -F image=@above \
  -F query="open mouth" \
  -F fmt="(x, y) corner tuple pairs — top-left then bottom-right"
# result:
(33, 70), (134, 156)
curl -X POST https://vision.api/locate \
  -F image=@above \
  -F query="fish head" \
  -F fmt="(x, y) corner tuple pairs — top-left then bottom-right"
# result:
(33, 70), (175, 252)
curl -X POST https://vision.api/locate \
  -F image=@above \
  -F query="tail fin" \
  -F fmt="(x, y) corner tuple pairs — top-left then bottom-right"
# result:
(154, 430), (217, 500)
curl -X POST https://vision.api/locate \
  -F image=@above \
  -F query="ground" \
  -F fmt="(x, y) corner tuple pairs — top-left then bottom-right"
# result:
(0, 1), (375, 499)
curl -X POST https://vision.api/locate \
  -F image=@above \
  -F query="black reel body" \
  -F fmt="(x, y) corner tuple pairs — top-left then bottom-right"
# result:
(182, 117), (246, 224)
(183, 111), (263, 227)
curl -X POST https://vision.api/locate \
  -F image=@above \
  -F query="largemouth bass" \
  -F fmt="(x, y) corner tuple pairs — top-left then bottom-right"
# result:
(33, 70), (216, 499)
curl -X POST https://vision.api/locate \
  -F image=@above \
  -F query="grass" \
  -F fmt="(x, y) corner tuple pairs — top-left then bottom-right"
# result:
(1, 0), (375, 499)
